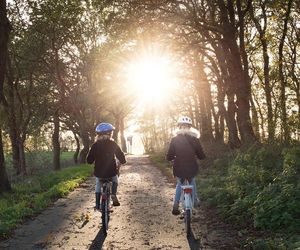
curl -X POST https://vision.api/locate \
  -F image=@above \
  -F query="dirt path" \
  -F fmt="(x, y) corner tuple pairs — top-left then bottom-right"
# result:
(0, 156), (242, 250)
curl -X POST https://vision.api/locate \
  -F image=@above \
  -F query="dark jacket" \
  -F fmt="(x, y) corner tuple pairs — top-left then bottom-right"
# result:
(166, 130), (205, 178)
(86, 138), (126, 178)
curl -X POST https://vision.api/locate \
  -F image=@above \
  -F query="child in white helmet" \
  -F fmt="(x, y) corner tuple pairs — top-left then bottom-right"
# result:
(166, 116), (206, 215)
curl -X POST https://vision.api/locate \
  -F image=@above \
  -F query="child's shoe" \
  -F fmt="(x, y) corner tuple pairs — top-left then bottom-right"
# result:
(111, 195), (120, 206)
(194, 198), (200, 208)
(94, 192), (101, 210)
(172, 202), (180, 215)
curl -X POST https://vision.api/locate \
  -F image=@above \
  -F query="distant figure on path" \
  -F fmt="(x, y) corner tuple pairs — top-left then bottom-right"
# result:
(127, 135), (133, 154)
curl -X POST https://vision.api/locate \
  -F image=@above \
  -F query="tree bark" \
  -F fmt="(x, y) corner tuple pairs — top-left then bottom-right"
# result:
(249, 0), (274, 140)
(0, 0), (11, 192)
(217, 41), (241, 147)
(0, 0), (10, 104)
(9, 131), (21, 175)
(5, 55), (21, 174)
(196, 57), (214, 143)
(250, 95), (260, 140)
(52, 110), (60, 170)
(279, 0), (293, 142)
(227, 93), (241, 148)
(112, 118), (120, 143)
(73, 131), (80, 164)
(217, 0), (256, 144)
(19, 136), (27, 175)
(216, 84), (226, 144)
(120, 117), (127, 153)
(226, 34), (255, 144)
(209, 38), (241, 147)
(78, 130), (90, 164)
(0, 129), (11, 193)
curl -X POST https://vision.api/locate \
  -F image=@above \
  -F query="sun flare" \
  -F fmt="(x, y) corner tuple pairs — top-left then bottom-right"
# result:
(127, 55), (177, 105)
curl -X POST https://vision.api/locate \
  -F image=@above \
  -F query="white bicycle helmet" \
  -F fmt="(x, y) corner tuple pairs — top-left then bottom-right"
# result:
(177, 116), (193, 126)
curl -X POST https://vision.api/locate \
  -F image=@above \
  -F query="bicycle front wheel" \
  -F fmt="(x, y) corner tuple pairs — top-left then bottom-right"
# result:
(185, 209), (191, 236)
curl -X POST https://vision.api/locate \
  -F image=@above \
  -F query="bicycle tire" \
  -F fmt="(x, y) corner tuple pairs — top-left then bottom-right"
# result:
(101, 198), (110, 234)
(185, 209), (191, 236)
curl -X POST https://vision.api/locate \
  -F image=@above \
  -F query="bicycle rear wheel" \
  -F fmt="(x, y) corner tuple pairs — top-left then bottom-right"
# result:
(101, 198), (110, 234)
(185, 209), (191, 236)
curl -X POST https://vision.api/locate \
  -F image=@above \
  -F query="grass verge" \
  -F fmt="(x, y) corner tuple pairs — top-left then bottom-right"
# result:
(0, 164), (93, 239)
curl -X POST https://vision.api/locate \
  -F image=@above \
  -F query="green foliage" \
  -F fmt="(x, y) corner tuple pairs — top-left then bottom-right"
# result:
(245, 235), (300, 250)
(253, 182), (300, 231)
(196, 144), (300, 247)
(0, 164), (92, 238)
(253, 147), (300, 232)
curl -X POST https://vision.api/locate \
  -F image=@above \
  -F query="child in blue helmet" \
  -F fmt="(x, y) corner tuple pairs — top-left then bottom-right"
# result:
(87, 123), (126, 209)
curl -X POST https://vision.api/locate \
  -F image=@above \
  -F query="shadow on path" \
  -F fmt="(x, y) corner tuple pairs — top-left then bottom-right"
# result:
(187, 229), (201, 250)
(88, 227), (107, 250)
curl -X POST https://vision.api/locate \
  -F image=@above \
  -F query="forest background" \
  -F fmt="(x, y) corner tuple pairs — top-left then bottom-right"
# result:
(0, 0), (299, 248)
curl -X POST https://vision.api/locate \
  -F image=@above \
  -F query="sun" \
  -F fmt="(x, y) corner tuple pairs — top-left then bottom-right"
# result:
(127, 54), (177, 105)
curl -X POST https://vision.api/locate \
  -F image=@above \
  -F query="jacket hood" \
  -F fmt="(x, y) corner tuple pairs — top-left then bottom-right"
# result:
(174, 127), (200, 138)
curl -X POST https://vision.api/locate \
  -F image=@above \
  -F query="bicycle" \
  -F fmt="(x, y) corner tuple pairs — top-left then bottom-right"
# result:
(99, 178), (113, 235)
(179, 178), (194, 236)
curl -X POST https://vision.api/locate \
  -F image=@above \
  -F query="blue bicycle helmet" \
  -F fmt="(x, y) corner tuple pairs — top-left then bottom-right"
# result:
(95, 123), (115, 134)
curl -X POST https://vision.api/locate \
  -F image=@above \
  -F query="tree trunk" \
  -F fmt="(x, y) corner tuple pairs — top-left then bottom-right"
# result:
(226, 36), (256, 144)
(9, 132), (21, 175)
(249, 1), (274, 140)
(227, 93), (241, 148)
(262, 44), (274, 141)
(253, 92), (266, 140)
(19, 137), (27, 175)
(52, 110), (60, 170)
(279, 0), (293, 142)
(250, 96), (260, 141)
(78, 130), (90, 164)
(73, 131), (80, 164)
(192, 93), (201, 131)
(217, 0), (256, 144)
(4, 53), (22, 174)
(120, 117), (127, 153)
(199, 61), (214, 143)
(211, 38), (240, 146)
(0, 129), (11, 193)
(0, 0), (10, 104)
(216, 86), (226, 144)
(0, 0), (11, 192)
(112, 118), (120, 143)
(218, 38), (241, 147)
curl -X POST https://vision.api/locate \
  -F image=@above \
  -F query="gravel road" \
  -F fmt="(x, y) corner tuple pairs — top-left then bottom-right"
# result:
(0, 155), (242, 250)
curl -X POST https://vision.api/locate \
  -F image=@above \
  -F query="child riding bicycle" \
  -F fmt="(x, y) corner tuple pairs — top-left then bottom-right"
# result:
(87, 122), (126, 209)
(166, 116), (206, 215)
